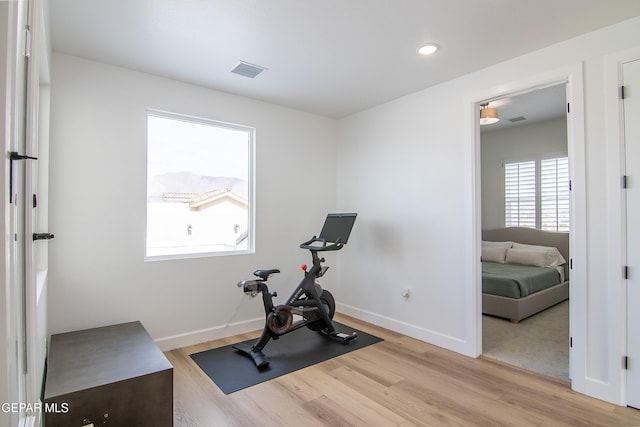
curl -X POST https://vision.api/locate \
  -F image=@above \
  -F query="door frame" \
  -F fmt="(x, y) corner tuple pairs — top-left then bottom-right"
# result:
(604, 46), (640, 407)
(466, 62), (587, 392)
(3, 0), (31, 425)
(2, 0), (48, 425)
(25, 0), (50, 423)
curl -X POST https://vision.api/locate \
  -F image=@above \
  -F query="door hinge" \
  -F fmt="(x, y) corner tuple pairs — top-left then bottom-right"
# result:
(622, 175), (629, 189)
(24, 25), (31, 58)
(621, 85), (627, 100)
(569, 180), (572, 191)
(570, 337), (573, 348)
(623, 356), (629, 370)
(570, 259), (573, 270)
(567, 102), (570, 113)
(624, 266), (629, 280)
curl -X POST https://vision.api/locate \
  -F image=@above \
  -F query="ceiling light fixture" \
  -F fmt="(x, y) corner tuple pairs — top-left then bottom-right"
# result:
(479, 103), (499, 125)
(417, 43), (439, 56)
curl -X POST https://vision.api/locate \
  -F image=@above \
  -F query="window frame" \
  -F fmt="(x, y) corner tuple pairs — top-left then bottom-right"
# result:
(144, 109), (256, 261)
(501, 152), (569, 232)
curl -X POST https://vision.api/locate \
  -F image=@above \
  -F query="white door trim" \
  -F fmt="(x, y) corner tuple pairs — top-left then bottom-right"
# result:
(465, 62), (586, 392)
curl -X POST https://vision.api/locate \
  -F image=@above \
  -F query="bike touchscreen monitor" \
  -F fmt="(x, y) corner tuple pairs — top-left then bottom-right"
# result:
(318, 213), (357, 244)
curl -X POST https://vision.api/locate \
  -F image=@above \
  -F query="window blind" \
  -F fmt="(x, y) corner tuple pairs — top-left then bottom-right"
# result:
(504, 160), (536, 228)
(541, 157), (570, 232)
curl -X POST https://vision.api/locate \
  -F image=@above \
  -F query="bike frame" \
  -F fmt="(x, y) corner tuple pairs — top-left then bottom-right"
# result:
(234, 213), (358, 368)
(250, 249), (335, 352)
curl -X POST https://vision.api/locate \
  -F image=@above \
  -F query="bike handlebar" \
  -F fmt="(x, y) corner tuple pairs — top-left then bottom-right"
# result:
(299, 236), (345, 252)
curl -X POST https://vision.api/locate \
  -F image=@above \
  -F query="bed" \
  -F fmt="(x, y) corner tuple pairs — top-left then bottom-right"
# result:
(482, 227), (569, 323)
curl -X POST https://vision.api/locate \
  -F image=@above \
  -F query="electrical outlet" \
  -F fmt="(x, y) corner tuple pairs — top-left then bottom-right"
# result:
(402, 287), (411, 298)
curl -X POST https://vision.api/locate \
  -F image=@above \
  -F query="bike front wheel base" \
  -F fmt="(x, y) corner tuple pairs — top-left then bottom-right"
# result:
(232, 343), (270, 369)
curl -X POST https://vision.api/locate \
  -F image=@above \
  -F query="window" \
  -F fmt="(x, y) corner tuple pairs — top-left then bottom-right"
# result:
(504, 156), (569, 232)
(540, 157), (570, 232)
(145, 111), (254, 259)
(505, 160), (536, 228)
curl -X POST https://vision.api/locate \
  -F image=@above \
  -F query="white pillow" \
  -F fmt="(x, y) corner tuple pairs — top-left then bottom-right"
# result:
(482, 246), (507, 263)
(512, 242), (566, 266)
(505, 248), (549, 267)
(482, 240), (513, 248)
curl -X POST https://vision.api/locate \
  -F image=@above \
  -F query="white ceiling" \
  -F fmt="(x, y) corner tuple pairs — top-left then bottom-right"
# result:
(481, 84), (568, 132)
(49, 0), (640, 119)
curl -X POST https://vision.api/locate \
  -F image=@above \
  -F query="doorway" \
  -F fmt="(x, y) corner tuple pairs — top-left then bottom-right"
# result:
(471, 65), (588, 390)
(478, 84), (570, 381)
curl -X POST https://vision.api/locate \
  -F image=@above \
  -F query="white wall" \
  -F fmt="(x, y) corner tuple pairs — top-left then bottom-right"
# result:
(48, 53), (338, 349)
(336, 17), (640, 404)
(481, 118), (568, 229)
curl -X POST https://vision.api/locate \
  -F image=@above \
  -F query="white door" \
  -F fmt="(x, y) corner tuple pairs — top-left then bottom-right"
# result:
(6, 0), (30, 425)
(624, 58), (640, 409)
(3, 0), (48, 425)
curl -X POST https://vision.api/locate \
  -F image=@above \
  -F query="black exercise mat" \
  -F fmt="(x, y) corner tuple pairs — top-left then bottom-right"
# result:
(190, 322), (382, 394)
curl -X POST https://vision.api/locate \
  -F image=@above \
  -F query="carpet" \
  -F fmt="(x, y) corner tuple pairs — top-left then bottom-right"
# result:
(190, 322), (383, 394)
(483, 300), (569, 382)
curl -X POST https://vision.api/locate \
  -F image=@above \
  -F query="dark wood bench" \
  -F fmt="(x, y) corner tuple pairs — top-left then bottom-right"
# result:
(44, 321), (173, 426)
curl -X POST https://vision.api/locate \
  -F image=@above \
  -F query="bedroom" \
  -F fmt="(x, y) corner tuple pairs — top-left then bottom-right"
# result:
(2, 1), (640, 425)
(479, 85), (570, 382)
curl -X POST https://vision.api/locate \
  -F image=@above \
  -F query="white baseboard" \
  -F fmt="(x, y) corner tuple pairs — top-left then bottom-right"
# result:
(154, 318), (264, 351)
(156, 306), (474, 357)
(337, 303), (474, 357)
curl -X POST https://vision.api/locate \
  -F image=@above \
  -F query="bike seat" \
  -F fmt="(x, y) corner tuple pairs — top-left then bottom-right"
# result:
(253, 269), (280, 280)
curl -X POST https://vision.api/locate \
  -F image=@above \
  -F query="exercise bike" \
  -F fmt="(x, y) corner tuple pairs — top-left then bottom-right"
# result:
(233, 213), (358, 369)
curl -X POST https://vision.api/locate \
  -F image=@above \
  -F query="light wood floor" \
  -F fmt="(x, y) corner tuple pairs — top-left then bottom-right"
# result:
(165, 313), (640, 427)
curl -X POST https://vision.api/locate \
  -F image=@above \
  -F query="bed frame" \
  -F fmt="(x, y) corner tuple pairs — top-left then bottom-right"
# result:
(482, 227), (569, 323)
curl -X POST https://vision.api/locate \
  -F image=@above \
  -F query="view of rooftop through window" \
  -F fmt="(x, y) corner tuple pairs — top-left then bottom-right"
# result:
(145, 112), (254, 259)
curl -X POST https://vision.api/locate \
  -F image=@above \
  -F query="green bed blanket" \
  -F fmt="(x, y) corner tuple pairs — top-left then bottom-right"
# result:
(482, 261), (562, 299)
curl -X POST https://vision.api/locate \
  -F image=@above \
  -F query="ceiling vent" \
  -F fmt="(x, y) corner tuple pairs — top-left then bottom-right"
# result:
(508, 116), (527, 123)
(231, 61), (267, 78)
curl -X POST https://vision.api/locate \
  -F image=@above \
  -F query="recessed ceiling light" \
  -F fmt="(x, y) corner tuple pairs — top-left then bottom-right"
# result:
(417, 43), (439, 56)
